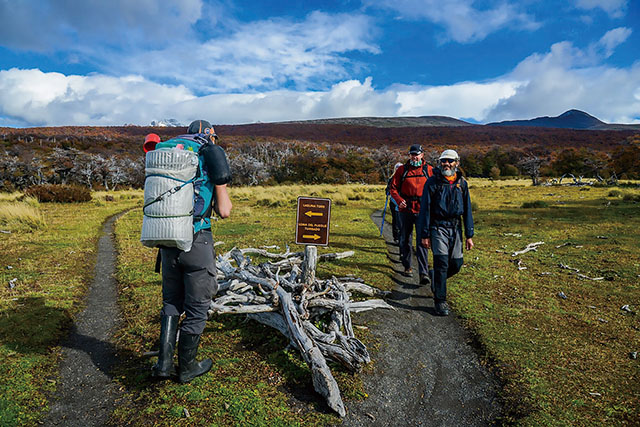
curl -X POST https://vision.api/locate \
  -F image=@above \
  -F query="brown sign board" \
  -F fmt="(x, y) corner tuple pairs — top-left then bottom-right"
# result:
(295, 197), (331, 246)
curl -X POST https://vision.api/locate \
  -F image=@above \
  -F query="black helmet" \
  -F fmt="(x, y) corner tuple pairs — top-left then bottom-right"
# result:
(187, 119), (213, 135)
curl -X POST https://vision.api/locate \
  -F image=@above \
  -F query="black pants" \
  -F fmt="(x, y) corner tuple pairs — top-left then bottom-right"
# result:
(391, 205), (400, 241)
(398, 211), (429, 275)
(160, 230), (218, 335)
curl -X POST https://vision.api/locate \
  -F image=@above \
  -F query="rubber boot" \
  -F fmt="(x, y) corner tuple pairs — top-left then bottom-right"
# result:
(151, 315), (179, 378)
(177, 333), (213, 383)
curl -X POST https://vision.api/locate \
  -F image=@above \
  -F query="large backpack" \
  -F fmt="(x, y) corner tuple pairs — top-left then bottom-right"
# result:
(397, 161), (433, 198)
(140, 135), (230, 252)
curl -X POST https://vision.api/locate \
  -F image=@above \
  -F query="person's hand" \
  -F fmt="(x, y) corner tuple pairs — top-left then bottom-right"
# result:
(466, 238), (474, 251)
(421, 238), (431, 249)
(399, 199), (407, 209)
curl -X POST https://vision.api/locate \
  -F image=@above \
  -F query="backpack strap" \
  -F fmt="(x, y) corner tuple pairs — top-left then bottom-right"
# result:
(142, 176), (196, 215)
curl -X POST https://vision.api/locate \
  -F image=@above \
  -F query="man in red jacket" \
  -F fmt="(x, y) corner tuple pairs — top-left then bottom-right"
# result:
(389, 144), (433, 284)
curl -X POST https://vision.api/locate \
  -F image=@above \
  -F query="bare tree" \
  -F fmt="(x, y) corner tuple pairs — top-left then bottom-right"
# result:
(228, 154), (271, 186)
(518, 154), (545, 186)
(370, 146), (401, 182)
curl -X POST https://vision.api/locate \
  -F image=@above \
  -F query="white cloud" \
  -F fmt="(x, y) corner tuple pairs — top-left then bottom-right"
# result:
(0, 0), (203, 52)
(115, 11), (379, 92)
(366, 0), (540, 43)
(574, 0), (628, 18)
(593, 27), (632, 57)
(1, 27), (638, 127)
(485, 37), (640, 123)
(0, 68), (194, 126)
(395, 82), (521, 119)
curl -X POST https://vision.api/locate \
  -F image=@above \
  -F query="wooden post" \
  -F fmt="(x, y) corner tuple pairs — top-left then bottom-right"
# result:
(301, 245), (317, 286)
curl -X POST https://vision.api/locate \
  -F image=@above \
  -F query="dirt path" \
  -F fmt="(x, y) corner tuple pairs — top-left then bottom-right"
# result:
(342, 210), (501, 425)
(45, 214), (124, 426)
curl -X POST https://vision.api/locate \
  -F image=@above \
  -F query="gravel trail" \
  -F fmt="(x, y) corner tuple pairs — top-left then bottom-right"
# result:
(342, 210), (501, 426)
(45, 214), (124, 426)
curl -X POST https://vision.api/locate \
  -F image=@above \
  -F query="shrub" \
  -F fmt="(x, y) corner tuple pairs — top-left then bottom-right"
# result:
(521, 200), (549, 208)
(608, 190), (622, 197)
(24, 184), (92, 203)
(622, 193), (640, 202)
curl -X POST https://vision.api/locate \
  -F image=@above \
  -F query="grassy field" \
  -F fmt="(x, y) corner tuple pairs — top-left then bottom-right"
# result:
(1, 181), (638, 425)
(452, 181), (640, 425)
(0, 191), (142, 425)
(111, 184), (388, 426)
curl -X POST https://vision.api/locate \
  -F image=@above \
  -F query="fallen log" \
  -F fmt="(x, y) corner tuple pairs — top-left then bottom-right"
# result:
(208, 245), (393, 417)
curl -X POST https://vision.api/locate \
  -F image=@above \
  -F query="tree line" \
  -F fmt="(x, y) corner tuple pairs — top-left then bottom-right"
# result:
(1, 136), (639, 191)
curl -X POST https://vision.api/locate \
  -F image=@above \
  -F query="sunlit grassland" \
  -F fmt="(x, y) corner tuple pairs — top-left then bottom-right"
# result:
(0, 191), (142, 425)
(113, 181), (639, 425)
(450, 182), (640, 425)
(112, 184), (389, 426)
(0, 196), (46, 231)
(2, 180), (638, 426)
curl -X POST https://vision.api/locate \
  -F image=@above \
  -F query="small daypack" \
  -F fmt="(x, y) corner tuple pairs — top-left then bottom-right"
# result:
(140, 135), (231, 252)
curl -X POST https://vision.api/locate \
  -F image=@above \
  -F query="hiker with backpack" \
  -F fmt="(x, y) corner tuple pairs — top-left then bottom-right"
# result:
(141, 119), (232, 383)
(418, 149), (474, 316)
(389, 144), (433, 284)
(384, 162), (404, 243)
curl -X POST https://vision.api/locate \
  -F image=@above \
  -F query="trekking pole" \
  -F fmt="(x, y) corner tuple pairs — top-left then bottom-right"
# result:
(380, 194), (389, 236)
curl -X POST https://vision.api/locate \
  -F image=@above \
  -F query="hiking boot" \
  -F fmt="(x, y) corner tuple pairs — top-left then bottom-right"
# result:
(420, 274), (431, 286)
(403, 267), (413, 276)
(177, 333), (213, 384)
(434, 301), (450, 316)
(151, 315), (179, 378)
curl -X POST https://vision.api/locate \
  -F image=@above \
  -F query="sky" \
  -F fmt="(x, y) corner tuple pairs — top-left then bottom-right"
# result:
(0, 0), (638, 127)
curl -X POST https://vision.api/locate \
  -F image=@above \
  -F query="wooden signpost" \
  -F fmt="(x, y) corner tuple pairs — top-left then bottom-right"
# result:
(295, 197), (331, 246)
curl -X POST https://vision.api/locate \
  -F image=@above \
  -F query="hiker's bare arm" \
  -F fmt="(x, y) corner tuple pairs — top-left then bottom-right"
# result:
(214, 184), (232, 218)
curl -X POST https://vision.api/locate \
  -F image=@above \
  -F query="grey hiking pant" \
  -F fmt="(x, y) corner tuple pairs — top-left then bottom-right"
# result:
(431, 225), (464, 302)
(160, 229), (218, 335)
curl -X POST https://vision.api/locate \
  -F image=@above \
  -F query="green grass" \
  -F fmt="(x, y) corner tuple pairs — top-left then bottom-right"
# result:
(111, 184), (388, 426)
(2, 181), (639, 425)
(449, 182), (640, 425)
(0, 192), (142, 426)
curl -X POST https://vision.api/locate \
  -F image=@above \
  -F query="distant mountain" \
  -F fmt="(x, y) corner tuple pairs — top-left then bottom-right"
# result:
(283, 116), (473, 127)
(150, 118), (184, 127)
(487, 109), (640, 130)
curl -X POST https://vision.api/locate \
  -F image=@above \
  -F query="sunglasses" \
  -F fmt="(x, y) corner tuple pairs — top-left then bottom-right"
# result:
(440, 158), (456, 164)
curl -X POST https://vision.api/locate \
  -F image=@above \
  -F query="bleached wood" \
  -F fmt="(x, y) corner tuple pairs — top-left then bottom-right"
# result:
(511, 241), (545, 256)
(207, 245), (390, 417)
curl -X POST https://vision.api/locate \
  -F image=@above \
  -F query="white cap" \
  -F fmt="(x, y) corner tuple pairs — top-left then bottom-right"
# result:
(439, 149), (459, 161)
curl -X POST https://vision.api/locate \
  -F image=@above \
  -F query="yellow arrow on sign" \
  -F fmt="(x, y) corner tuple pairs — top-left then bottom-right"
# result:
(302, 234), (321, 240)
(305, 211), (323, 217)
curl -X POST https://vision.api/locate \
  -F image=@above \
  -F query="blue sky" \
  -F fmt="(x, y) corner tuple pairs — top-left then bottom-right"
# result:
(0, 0), (638, 127)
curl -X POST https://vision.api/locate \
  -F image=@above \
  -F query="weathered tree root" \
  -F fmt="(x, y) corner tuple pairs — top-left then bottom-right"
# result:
(208, 246), (394, 416)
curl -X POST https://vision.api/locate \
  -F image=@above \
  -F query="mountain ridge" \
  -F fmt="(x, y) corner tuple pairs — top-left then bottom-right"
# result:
(260, 110), (638, 130)
(487, 109), (640, 130)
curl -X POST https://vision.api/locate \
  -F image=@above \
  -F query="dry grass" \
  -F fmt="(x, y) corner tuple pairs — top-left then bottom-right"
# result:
(0, 197), (46, 231)
(230, 184), (383, 208)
